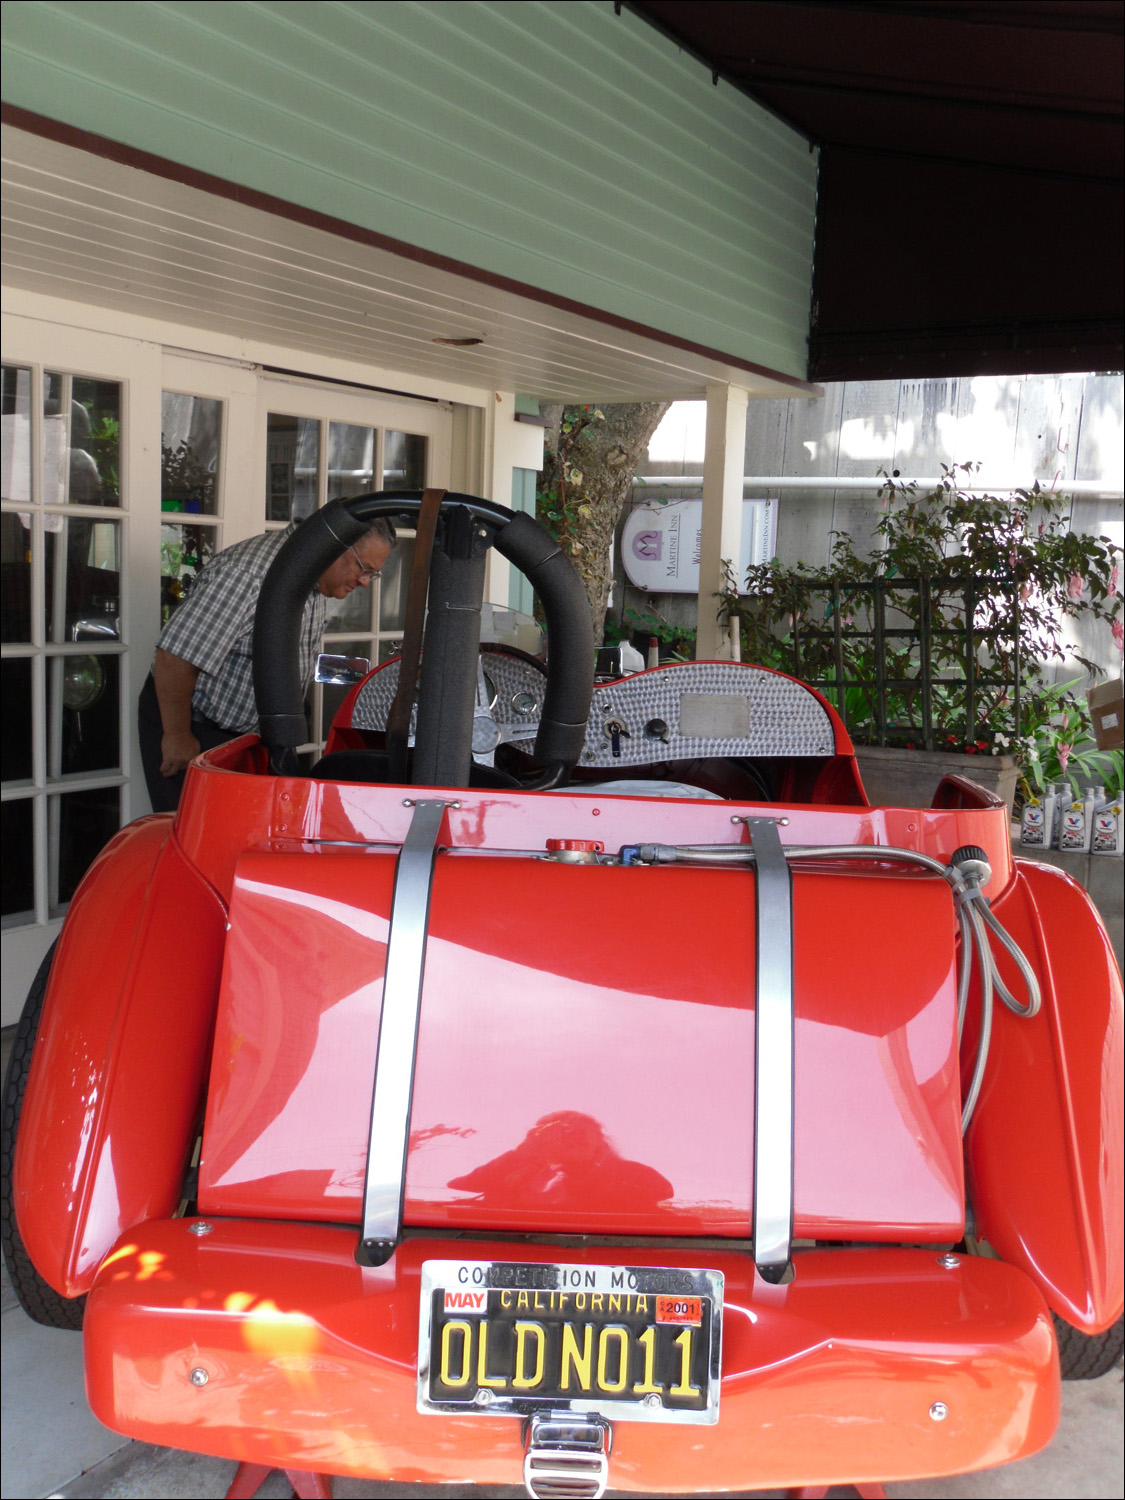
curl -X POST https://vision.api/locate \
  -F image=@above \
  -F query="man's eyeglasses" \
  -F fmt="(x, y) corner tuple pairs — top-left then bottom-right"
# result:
(347, 544), (382, 583)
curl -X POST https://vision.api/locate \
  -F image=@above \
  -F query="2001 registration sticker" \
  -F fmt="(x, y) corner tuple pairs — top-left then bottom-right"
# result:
(417, 1260), (723, 1424)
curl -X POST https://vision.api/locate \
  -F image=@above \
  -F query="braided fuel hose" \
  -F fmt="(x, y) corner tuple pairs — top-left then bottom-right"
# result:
(620, 838), (1041, 1133)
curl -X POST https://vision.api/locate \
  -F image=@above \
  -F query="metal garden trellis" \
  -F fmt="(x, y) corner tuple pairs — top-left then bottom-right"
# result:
(784, 573), (1022, 753)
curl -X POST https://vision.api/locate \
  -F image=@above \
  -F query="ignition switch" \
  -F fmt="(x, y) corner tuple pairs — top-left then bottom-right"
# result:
(603, 718), (629, 758)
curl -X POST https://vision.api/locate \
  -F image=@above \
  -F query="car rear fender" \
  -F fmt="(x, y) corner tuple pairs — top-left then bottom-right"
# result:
(967, 860), (1124, 1331)
(14, 817), (227, 1298)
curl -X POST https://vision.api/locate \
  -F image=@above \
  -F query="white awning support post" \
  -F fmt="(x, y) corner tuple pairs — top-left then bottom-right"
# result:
(480, 391), (545, 606)
(696, 382), (750, 659)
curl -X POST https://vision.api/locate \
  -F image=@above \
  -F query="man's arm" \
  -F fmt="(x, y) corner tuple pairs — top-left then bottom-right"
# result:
(152, 648), (202, 777)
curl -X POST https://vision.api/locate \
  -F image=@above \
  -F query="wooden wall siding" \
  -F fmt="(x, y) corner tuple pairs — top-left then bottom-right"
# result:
(0, 1), (817, 380)
(626, 374), (1123, 679)
(741, 373), (1123, 571)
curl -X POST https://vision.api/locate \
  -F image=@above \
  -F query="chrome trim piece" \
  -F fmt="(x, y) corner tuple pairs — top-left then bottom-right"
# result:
(358, 798), (448, 1265)
(524, 1414), (610, 1499)
(417, 1259), (723, 1425)
(747, 817), (794, 1281)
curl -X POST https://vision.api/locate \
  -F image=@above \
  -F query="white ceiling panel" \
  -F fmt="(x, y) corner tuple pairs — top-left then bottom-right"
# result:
(2, 125), (811, 404)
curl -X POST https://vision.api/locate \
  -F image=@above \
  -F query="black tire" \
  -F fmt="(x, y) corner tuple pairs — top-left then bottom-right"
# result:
(1054, 1312), (1124, 1379)
(1, 942), (85, 1329)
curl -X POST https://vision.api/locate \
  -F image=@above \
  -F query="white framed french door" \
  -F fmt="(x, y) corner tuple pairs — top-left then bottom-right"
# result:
(254, 374), (451, 755)
(2, 329), (455, 1025)
(1, 315), (161, 1022)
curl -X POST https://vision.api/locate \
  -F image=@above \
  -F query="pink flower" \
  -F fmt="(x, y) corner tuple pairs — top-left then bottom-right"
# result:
(1067, 573), (1084, 601)
(1020, 581), (1033, 604)
(1114, 617), (1124, 654)
(1058, 742), (1072, 774)
(1110, 563), (1119, 599)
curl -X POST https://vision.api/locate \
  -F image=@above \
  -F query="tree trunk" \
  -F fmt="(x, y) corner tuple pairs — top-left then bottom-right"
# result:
(537, 402), (672, 639)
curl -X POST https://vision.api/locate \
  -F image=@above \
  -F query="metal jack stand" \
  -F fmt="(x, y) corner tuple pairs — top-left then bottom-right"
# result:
(787, 1486), (887, 1499)
(226, 1461), (333, 1498)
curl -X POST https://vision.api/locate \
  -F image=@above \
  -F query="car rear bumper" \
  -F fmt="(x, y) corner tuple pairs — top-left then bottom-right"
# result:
(85, 1219), (1059, 1493)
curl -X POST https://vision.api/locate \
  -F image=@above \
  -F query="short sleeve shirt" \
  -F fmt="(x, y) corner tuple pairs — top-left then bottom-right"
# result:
(157, 526), (325, 733)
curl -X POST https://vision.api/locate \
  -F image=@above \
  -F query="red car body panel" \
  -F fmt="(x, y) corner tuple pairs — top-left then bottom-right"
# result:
(14, 818), (227, 1297)
(10, 641), (1122, 1491)
(197, 850), (964, 1240)
(179, 737), (1019, 896)
(968, 861), (1125, 1331)
(85, 1222), (1059, 1492)
(14, 755), (1121, 1329)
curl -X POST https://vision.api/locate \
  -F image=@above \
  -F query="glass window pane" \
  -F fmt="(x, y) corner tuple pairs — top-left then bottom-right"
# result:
(267, 412), (320, 522)
(49, 653), (120, 776)
(1, 364), (33, 503)
(161, 522), (218, 625)
(45, 372), (122, 506)
(52, 786), (120, 911)
(327, 422), (374, 501)
(1, 366), (34, 637)
(44, 518), (120, 645)
(377, 535), (414, 633)
(1, 798), (34, 921)
(161, 392), (221, 515)
(323, 580), (376, 635)
(383, 431), (426, 490)
(2, 657), (33, 781)
(1, 509), (31, 643)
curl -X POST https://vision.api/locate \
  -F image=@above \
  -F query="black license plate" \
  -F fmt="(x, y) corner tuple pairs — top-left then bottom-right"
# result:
(418, 1260), (722, 1424)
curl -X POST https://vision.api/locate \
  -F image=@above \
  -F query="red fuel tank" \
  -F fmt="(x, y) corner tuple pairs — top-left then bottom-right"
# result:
(198, 848), (964, 1242)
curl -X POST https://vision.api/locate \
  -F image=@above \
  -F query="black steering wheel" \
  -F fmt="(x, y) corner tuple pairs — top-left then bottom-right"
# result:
(252, 492), (594, 788)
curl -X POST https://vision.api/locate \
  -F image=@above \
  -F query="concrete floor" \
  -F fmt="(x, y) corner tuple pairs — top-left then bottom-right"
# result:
(2, 1252), (1121, 1500)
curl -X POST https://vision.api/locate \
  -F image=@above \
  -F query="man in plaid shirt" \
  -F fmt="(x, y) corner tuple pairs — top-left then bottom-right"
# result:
(139, 519), (395, 810)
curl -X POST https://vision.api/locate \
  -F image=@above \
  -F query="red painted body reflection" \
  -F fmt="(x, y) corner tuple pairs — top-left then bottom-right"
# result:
(84, 1221), (1059, 1494)
(198, 853), (962, 1240)
(10, 653), (1121, 1498)
(968, 862), (1124, 1330)
(14, 818), (226, 1297)
(15, 747), (1121, 1337)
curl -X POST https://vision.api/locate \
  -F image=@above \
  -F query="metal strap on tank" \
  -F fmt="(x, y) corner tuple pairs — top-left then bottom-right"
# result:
(746, 817), (794, 1282)
(358, 798), (449, 1266)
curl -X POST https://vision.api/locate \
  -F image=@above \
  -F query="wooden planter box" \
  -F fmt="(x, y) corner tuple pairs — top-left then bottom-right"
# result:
(855, 745), (1020, 815)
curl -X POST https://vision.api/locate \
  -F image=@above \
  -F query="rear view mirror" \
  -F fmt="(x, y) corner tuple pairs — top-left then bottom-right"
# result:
(315, 652), (370, 686)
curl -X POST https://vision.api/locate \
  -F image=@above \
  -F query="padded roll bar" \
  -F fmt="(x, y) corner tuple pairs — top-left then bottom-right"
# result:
(253, 492), (594, 778)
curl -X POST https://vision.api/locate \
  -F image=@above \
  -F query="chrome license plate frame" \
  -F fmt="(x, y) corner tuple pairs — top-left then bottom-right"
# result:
(417, 1259), (722, 1425)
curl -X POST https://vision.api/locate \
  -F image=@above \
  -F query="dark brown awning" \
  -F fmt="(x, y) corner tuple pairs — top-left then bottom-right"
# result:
(627, 1), (1124, 379)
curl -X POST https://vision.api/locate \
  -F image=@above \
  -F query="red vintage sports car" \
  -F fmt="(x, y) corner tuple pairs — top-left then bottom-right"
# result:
(3, 490), (1122, 1500)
